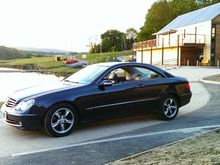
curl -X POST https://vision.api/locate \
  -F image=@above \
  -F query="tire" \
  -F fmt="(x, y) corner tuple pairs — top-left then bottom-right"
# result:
(158, 95), (179, 120)
(44, 103), (78, 137)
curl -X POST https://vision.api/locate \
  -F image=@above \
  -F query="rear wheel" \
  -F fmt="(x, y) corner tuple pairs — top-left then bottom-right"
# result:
(159, 95), (179, 120)
(44, 103), (78, 137)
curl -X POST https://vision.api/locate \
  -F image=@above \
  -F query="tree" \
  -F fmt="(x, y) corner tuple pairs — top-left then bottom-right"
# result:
(137, 0), (172, 41)
(170, 0), (198, 18)
(126, 28), (138, 49)
(0, 46), (25, 60)
(101, 30), (126, 52)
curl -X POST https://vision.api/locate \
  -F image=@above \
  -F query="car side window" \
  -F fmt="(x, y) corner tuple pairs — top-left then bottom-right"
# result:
(103, 66), (163, 85)
(105, 68), (128, 84)
(133, 67), (163, 80)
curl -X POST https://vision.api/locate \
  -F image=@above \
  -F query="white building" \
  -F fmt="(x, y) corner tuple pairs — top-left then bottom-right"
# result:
(133, 3), (220, 66)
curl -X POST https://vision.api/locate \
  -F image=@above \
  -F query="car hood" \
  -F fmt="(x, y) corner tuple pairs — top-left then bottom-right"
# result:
(9, 81), (84, 102)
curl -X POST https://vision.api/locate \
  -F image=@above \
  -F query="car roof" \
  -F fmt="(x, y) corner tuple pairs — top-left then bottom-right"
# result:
(92, 62), (174, 78)
(94, 62), (123, 67)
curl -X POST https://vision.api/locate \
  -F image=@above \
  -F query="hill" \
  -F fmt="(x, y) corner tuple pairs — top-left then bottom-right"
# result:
(15, 47), (67, 53)
(0, 46), (26, 60)
(0, 46), (69, 60)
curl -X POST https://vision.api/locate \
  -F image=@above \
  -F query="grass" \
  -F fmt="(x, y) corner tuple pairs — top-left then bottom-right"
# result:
(0, 102), (3, 107)
(0, 51), (133, 76)
(0, 57), (64, 68)
(47, 67), (80, 76)
(75, 51), (133, 64)
(109, 129), (220, 165)
(0, 57), (79, 76)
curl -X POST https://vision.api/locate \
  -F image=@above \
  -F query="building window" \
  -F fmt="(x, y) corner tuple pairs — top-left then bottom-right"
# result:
(212, 27), (216, 38)
(211, 25), (216, 66)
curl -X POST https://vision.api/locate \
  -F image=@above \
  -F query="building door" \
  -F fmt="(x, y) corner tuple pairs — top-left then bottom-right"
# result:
(180, 47), (202, 66)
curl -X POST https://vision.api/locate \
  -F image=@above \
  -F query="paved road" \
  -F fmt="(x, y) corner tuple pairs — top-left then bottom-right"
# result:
(0, 67), (219, 164)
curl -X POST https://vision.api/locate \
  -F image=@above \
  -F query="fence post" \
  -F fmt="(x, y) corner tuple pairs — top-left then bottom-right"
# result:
(141, 41), (143, 63)
(177, 35), (180, 66)
(217, 60), (220, 68)
(150, 41), (153, 65)
(162, 38), (164, 65)
(187, 60), (190, 66)
(196, 60), (199, 67)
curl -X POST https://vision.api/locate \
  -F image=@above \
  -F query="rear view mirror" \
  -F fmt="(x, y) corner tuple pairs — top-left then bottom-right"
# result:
(99, 80), (113, 88)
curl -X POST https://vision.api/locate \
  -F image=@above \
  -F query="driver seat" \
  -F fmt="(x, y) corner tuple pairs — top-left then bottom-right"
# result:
(108, 73), (118, 84)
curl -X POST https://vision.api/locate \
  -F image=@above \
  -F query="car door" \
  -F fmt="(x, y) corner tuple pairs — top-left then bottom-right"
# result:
(130, 66), (168, 110)
(81, 67), (145, 120)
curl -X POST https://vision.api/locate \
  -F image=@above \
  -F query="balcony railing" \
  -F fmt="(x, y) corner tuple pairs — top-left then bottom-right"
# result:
(133, 34), (205, 50)
(132, 39), (157, 50)
(179, 34), (205, 45)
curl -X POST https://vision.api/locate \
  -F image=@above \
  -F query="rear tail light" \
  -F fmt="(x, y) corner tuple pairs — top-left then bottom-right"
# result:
(185, 82), (190, 90)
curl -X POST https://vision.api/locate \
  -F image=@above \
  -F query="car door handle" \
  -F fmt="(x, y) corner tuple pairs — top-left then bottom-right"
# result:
(136, 84), (144, 88)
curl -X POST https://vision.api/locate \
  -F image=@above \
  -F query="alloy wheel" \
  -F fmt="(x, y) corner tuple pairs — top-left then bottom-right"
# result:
(163, 98), (177, 118)
(51, 108), (74, 134)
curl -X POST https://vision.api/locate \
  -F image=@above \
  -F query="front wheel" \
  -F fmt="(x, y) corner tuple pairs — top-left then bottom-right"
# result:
(44, 103), (78, 137)
(158, 95), (179, 120)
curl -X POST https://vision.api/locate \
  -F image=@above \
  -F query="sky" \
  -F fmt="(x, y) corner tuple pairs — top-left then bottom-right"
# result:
(0, 0), (156, 52)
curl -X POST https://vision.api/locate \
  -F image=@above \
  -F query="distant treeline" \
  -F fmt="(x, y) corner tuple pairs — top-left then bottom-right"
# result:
(0, 46), (66, 60)
(0, 46), (26, 60)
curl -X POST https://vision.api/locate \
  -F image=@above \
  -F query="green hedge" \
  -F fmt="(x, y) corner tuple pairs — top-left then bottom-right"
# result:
(75, 51), (133, 64)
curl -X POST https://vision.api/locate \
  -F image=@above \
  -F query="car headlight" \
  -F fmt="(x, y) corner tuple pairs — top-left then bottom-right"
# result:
(15, 99), (35, 111)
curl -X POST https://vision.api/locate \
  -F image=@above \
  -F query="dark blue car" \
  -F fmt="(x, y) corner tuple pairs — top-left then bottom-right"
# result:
(1, 62), (192, 137)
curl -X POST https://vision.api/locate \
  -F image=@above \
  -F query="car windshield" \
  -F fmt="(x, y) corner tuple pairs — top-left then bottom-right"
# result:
(65, 65), (108, 84)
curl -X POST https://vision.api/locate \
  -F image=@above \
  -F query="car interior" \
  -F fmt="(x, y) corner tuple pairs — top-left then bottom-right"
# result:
(105, 66), (163, 85)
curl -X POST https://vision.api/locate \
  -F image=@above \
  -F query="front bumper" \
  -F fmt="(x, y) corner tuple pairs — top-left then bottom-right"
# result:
(1, 109), (42, 130)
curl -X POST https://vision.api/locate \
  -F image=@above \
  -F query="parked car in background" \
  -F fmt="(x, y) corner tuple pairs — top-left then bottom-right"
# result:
(63, 59), (79, 64)
(1, 62), (192, 137)
(67, 61), (87, 68)
(116, 55), (135, 62)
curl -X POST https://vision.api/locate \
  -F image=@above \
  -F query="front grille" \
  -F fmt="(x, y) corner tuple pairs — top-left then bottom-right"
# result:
(6, 98), (17, 108)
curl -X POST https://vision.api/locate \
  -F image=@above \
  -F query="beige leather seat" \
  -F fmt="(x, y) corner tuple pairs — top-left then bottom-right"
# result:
(108, 73), (118, 84)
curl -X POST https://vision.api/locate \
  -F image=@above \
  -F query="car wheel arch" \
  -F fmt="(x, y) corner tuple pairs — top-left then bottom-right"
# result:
(161, 92), (180, 107)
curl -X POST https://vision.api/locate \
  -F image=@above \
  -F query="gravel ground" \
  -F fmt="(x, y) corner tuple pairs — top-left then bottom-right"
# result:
(108, 129), (220, 165)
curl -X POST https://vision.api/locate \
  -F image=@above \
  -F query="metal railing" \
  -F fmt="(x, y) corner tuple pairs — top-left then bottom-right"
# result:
(179, 34), (205, 45)
(132, 39), (156, 50)
(133, 34), (205, 50)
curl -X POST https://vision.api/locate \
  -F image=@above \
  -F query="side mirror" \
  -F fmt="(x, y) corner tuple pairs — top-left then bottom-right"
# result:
(99, 80), (113, 88)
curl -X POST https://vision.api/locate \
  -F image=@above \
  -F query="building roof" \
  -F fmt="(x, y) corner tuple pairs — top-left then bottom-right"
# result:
(156, 2), (220, 35)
